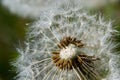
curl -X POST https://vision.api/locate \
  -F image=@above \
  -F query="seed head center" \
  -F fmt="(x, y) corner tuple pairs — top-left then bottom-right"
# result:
(51, 36), (100, 71)
(60, 44), (77, 59)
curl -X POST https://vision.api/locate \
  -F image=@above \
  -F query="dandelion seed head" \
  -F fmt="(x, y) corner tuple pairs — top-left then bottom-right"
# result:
(14, 3), (119, 80)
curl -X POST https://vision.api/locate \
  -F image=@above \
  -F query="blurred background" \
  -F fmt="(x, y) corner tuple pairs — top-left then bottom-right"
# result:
(0, 1), (33, 80)
(0, 1), (120, 80)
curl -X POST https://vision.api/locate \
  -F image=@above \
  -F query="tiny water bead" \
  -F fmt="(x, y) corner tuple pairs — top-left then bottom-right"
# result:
(51, 36), (101, 79)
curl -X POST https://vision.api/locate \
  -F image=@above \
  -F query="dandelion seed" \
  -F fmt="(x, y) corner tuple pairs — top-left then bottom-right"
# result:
(14, 3), (118, 80)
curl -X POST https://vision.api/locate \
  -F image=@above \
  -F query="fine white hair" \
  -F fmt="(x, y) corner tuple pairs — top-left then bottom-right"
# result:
(13, 1), (119, 80)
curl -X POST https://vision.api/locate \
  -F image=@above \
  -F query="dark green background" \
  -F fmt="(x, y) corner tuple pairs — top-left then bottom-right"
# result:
(0, 2), (32, 80)
(0, 1), (120, 80)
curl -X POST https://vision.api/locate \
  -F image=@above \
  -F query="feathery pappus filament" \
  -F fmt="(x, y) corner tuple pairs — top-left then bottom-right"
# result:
(14, 6), (116, 80)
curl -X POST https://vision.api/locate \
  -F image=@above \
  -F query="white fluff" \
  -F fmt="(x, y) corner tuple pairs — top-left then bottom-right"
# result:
(13, 2), (119, 80)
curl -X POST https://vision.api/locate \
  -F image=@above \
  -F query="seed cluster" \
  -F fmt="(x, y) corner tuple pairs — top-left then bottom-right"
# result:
(51, 36), (100, 69)
(51, 36), (101, 79)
